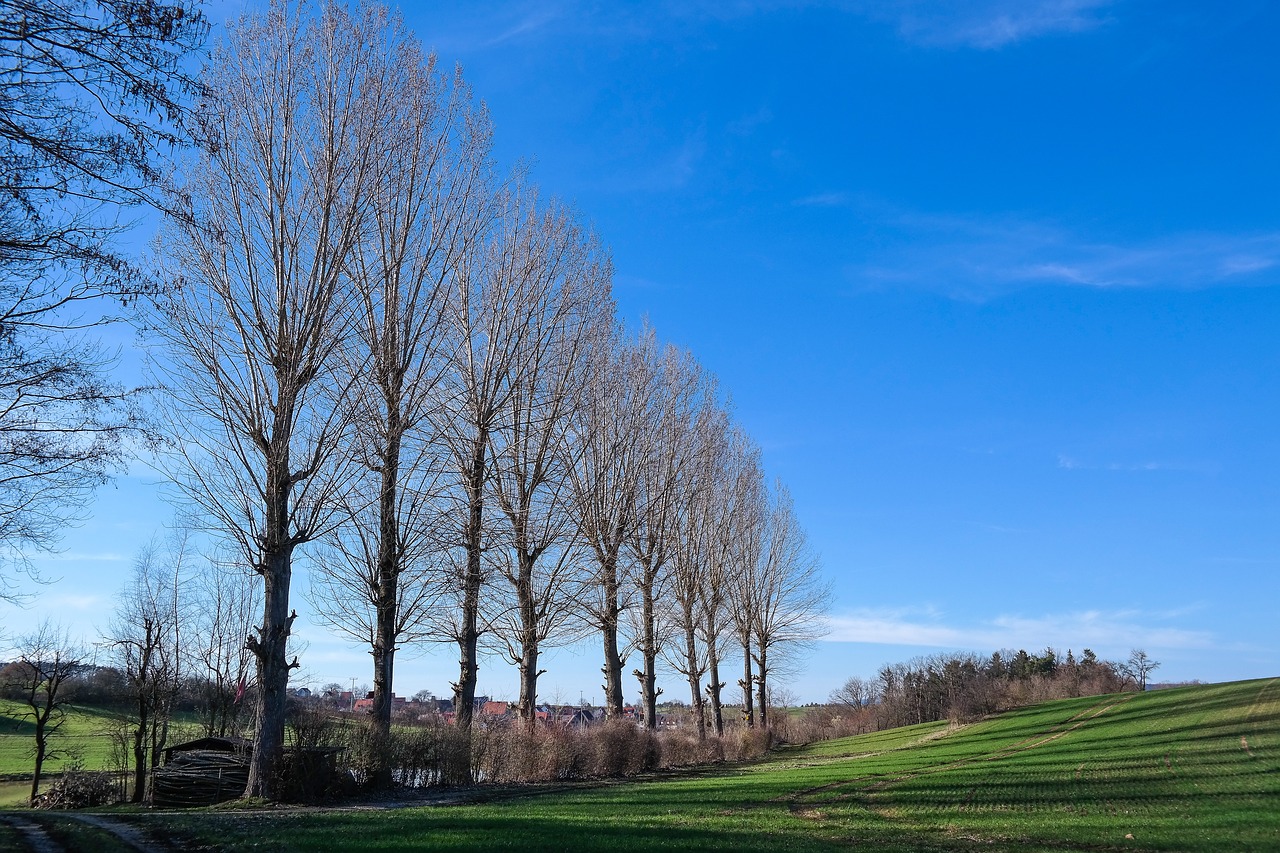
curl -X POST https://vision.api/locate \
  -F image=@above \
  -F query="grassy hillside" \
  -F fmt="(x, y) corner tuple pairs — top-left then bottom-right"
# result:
(15, 678), (1280, 851)
(0, 699), (129, 775)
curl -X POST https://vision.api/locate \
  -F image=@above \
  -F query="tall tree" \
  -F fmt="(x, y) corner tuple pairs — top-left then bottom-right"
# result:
(308, 23), (494, 787)
(751, 483), (829, 729)
(568, 330), (653, 718)
(153, 1), (392, 799)
(628, 335), (704, 730)
(486, 200), (611, 729)
(722, 437), (767, 728)
(0, 0), (206, 599)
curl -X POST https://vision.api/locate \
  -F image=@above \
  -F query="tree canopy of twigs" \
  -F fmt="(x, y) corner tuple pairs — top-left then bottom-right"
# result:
(0, 0), (207, 599)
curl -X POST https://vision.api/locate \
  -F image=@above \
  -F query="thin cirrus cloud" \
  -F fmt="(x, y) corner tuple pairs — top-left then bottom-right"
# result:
(1056, 455), (1217, 474)
(843, 209), (1280, 298)
(421, 1), (1115, 55)
(823, 606), (1214, 652)
(848, 0), (1116, 49)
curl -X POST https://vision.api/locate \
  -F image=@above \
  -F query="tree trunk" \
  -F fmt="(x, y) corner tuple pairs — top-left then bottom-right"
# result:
(600, 549), (625, 718)
(453, 434), (487, 778)
(369, 427), (402, 789)
(638, 580), (659, 730)
(369, 630), (395, 787)
(683, 623), (706, 742)
(706, 635), (725, 737)
(755, 648), (769, 731)
(740, 638), (755, 728)
(245, 550), (295, 800)
(30, 725), (46, 803)
(131, 710), (148, 803)
(517, 630), (540, 730)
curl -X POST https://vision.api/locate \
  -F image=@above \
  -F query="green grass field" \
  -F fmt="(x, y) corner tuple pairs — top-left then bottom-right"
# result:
(126, 678), (1280, 851)
(0, 699), (130, 775)
(5, 678), (1277, 851)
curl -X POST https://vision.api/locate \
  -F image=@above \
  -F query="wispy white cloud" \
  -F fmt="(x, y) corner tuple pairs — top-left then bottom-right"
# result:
(622, 131), (707, 193)
(728, 106), (774, 136)
(823, 605), (1214, 653)
(851, 0), (1116, 49)
(482, 7), (567, 47)
(1056, 454), (1216, 474)
(849, 206), (1280, 297)
(794, 191), (851, 207)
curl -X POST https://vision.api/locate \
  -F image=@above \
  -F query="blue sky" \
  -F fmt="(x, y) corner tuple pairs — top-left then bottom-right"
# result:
(8, 0), (1278, 703)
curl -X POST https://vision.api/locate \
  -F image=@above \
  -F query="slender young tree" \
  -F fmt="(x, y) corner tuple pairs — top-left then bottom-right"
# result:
(3, 622), (83, 803)
(153, 1), (393, 799)
(191, 551), (257, 738)
(109, 535), (190, 802)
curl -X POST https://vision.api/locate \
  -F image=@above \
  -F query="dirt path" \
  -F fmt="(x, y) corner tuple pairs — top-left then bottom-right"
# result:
(0, 813), (64, 853)
(59, 812), (173, 853)
(0, 811), (179, 853)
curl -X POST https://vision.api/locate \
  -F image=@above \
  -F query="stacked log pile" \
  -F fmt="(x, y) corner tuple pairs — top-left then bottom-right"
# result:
(151, 750), (249, 807)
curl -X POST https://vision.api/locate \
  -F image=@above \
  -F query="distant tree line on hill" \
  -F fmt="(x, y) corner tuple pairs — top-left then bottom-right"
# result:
(826, 647), (1157, 734)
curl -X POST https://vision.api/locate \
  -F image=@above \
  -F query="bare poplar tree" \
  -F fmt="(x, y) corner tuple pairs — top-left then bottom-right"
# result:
(751, 483), (829, 729)
(628, 335), (704, 730)
(307, 23), (495, 787)
(152, 1), (392, 799)
(700, 422), (758, 737)
(722, 440), (767, 728)
(661, 400), (732, 741)
(486, 202), (612, 729)
(665, 466), (713, 740)
(568, 329), (654, 718)
(431, 183), (591, 746)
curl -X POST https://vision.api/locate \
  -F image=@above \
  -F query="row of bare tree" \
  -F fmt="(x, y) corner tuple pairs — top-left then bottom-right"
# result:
(147, 1), (827, 798)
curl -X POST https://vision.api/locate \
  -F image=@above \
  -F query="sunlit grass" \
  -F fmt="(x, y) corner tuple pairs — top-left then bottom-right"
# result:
(0, 700), (131, 774)
(26, 679), (1280, 851)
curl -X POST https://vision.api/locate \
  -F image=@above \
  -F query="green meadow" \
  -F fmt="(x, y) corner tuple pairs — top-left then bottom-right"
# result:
(4, 678), (1278, 851)
(0, 700), (129, 775)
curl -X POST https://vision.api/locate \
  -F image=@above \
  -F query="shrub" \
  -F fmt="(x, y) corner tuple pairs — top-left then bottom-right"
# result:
(31, 760), (123, 809)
